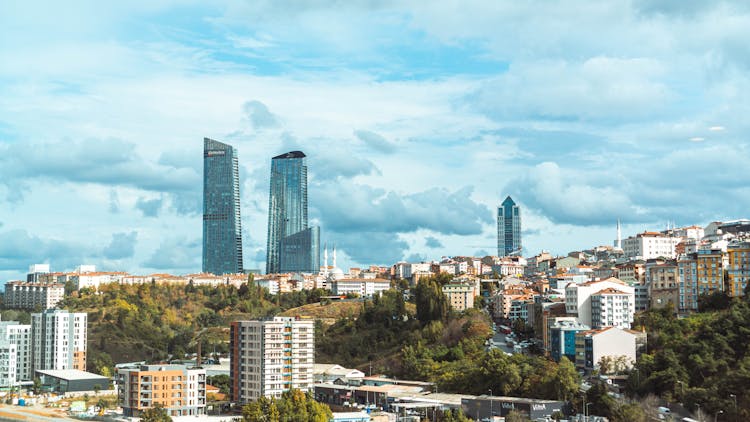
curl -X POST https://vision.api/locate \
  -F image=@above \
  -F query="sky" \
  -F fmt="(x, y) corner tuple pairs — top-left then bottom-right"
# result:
(1, 0), (749, 282)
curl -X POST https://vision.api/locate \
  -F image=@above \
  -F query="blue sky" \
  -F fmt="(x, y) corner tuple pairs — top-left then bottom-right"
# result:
(1, 0), (749, 282)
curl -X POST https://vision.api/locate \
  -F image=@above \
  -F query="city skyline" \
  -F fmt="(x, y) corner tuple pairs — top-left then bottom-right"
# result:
(2, 2), (750, 282)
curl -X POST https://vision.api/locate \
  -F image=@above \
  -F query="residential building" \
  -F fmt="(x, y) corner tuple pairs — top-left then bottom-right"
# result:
(678, 254), (699, 312)
(3, 282), (65, 310)
(117, 364), (206, 418)
(634, 284), (650, 312)
(0, 321), (32, 382)
(497, 196), (521, 257)
(31, 310), (87, 371)
(230, 317), (314, 404)
(0, 343), (16, 388)
(565, 278), (634, 328)
(616, 262), (645, 285)
(330, 279), (391, 298)
(590, 288), (635, 329)
(696, 248), (726, 296)
(727, 241), (750, 297)
(442, 283), (475, 312)
(575, 327), (637, 372)
(646, 262), (679, 313)
(266, 151), (320, 274)
(549, 320), (590, 362)
(622, 232), (680, 260)
(26, 264), (51, 282)
(203, 137), (244, 275)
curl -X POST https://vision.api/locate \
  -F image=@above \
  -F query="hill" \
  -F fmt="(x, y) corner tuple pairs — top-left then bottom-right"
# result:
(280, 299), (416, 325)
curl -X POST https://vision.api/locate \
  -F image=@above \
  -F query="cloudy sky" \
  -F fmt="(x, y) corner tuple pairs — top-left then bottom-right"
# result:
(1, 1), (749, 282)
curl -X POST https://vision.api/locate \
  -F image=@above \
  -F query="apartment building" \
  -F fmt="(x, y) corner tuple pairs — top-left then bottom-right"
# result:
(230, 317), (314, 404)
(549, 320), (590, 363)
(565, 278), (634, 327)
(442, 283), (475, 312)
(696, 249), (726, 296)
(3, 282), (65, 310)
(616, 262), (645, 285)
(678, 255), (699, 312)
(646, 263), (679, 313)
(330, 279), (391, 298)
(31, 310), (87, 371)
(117, 364), (206, 418)
(0, 322), (32, 382)
(0, 344), (16, 387)
(622, 232), (680, 260)
(575, 327), (637, 371)
(590, 288), (635, 329)
(727, 241), (750, 297)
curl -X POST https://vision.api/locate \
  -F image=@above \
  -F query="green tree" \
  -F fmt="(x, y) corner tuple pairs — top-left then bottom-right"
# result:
(140, 404), (172, 422)
(414, 276), (448, 324)
(31, 377), (42, 395)
(504, 409), (527, 422)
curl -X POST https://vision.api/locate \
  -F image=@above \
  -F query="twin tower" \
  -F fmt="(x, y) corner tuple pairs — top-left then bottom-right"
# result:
(202, 138), (320, 275)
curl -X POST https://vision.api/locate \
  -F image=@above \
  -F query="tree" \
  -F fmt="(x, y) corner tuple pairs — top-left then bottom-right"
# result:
(93, 384), (102, 396)
(242, 390), (330, 422)
(140, 404), (173, 422)
(414, 276), (448, 324)
(31, 377), (42, 395)
(504, 409), (527, 422)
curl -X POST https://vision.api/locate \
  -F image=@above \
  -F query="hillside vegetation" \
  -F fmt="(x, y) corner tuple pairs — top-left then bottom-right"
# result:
(57, 282), (328, 374)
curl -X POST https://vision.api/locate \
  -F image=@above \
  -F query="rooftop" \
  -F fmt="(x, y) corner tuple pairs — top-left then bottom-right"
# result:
(36, 369), (108, 381)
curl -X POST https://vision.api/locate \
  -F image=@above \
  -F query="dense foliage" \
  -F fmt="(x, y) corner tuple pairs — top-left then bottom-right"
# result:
(626, 293), (750, 420)
(241, 389), (331, 422)
(316, 289), (417, 368)
(56, 282), (328, 373)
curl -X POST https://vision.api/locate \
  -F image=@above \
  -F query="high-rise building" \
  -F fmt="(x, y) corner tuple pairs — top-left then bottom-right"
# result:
(727, 241), (750, 297)
(266, 151), (320, 274)
(3, 281), (65, 310)
(203, 138), (244, 275)
(497, 196), (521, 257)
(0, 321), (31, 385)
(230, 317), (314, 404)
(117, 364), (206, 418)
(31, 310), (87, 371)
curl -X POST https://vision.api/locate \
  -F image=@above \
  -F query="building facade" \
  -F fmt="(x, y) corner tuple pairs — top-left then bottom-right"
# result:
(727, 241), (750, 297)
(3, 282), (65, 310)
(622, 232), (680, 260)
(576, 327), (637, 371)
(590, 288), (635, 329)
(230, 317), (314, 404)
(565, 278), (634, 328)
(203, 138), (244, 275)
(0, 322), (32, 382)
(266, 151), (320, 274)
(31, 310), (87, 372)
(442, 283), (475, 312)
(117, 364), (206, 418)
(497, 196), (521, 257)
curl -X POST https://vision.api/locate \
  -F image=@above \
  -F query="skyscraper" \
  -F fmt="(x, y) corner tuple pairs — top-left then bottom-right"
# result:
(266, 151), (320, 274)
(203, 138), (243, 275)
(497, 195), (521, 257)
(31, 309), (87, 371)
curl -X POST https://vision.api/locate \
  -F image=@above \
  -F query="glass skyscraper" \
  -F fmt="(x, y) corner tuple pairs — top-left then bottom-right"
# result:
(202, 138), (243, 275)
(497, 195), (521, 257)
(266, 151), (320, 274)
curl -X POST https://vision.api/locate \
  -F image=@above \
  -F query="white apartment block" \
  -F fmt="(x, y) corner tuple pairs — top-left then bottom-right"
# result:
(622, 232), (680, 260)
(565, 278), (634, 328)
(330, 278), (391, 298)
(577, 327), (637, 371)
(0, 322), (32, 382)
(230, 317), (314, 404)
(442, 283), (475, 312)
(590, 288), (635, 329)
(31, 310), (87, 371)
(117, 364), (206, 418)
(3, 282), (65, 310)
(0, 343), (17, 387)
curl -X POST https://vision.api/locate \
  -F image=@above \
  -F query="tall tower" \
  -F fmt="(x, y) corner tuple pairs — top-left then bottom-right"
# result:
(266, 151), (320, 274)
(615, 219), (622, 250)
(497, 196), (521, 257)
(202, 138), (244, 275)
